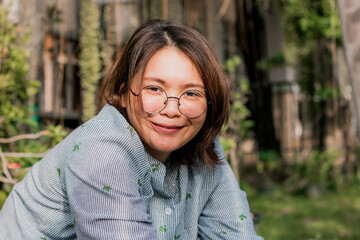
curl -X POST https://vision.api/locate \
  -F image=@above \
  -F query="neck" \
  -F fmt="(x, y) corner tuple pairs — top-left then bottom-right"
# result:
(144, 146), (170, 164)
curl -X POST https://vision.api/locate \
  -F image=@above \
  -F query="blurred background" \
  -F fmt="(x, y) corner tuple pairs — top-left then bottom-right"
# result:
(0, 0), (359, 239)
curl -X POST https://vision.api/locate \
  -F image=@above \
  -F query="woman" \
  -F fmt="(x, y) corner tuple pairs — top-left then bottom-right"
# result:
(0, 19), (263, 239)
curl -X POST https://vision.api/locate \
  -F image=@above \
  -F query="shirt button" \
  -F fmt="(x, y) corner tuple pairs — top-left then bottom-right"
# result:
(165, 207), (172, 215)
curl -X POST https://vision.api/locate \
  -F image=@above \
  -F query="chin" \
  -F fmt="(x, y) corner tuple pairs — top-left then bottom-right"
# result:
(154, 142), (185, 153)
(155, 145), (181, 153)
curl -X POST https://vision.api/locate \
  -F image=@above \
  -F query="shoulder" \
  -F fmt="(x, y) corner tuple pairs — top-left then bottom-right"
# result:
(67, 105), (138, 150)
(73, 104), (131, 138)
(63, 105), (150, 177)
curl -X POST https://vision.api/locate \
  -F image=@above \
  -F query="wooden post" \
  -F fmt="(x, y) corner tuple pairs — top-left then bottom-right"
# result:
(162, 0), (168, 20)
(43, 34), (55, 113)
(65, 42), (74, 113)
(114, 1), (123, 49)
(337, 0), (360, 139)
(263, 2), (299, 161)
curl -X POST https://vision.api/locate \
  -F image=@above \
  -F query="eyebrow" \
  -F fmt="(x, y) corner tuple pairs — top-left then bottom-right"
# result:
(143, 77), (205, 89)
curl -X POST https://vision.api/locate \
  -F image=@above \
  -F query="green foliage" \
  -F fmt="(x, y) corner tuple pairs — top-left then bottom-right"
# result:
(0, 6), (68, 193)
(44, 125), (68, 147)
(220, 55), (256, 180)
(79, 0), (101, 122)
(0, 6), (41, 137)
(218, 136), (236, 153)
(256, 52), (286, 70)
(257, 150), (281, 174)
(230, 90), (254, 139)
(280, 0), (341, 63)
(315, 84), (340, 102)
(0, 190), (7, 208)
(221, 56), (254, 164)
(354, 145), (360, 181)
(4, 126), (68, 169)
(278, 0), (342, 102)
(223, 56), (254, 139)
(284, 0), (341, 39)
(285, 148), (342, 194)
(224, 55), (241, 73)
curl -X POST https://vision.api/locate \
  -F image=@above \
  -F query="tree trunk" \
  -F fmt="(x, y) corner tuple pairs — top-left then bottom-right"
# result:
(236, 0), (279, 152)
(79, 0), (100, 122)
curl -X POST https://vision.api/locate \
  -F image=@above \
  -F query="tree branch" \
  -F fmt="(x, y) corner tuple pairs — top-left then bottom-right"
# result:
(3, 152), (48, 158)
(215, 0), (231, 20)
(0, 146), (14, 183)
(0, 176), (17, 184)
(0, 130), (50, 143)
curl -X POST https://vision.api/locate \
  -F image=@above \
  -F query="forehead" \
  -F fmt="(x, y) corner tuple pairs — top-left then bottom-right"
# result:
(140, 47), (204, 88)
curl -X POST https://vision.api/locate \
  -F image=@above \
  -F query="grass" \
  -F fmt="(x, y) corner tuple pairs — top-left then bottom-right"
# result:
(0, 190), (7, 208)
(246, 182), (360, 240)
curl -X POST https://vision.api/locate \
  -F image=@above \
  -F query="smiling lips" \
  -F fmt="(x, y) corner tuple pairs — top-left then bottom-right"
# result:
(151, 122), (184, 134)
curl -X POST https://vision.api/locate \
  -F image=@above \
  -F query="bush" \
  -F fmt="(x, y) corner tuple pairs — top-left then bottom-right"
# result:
(285, 148), (342, 195)
(0, 6), (67, 192)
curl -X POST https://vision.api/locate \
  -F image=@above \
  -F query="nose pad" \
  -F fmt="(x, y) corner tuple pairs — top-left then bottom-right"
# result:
(163, 99), (179, 106)
(161, 98), (181, 117)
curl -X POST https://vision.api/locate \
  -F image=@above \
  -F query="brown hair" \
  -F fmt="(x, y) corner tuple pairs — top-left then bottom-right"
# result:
(100, 19), (229, 166)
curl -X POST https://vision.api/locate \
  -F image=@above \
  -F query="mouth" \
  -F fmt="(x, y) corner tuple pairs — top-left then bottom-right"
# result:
(151, 122), (184, 134)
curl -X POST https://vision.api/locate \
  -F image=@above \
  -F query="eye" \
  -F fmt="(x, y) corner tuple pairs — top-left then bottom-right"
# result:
(142, 85), (165, 97)
(143, 85), (164, 94)
(184, 90), (202, 97)
(148, 86), (162, 92)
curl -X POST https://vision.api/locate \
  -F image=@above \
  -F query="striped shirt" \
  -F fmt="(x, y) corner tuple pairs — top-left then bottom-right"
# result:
(0, 104), (263, 240)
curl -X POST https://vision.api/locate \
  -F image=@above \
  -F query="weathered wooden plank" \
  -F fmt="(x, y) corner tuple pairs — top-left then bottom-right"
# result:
(338, 0), (360, 138)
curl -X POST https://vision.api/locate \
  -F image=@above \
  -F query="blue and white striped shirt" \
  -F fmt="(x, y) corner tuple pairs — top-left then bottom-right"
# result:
(0, 105), (263, 240)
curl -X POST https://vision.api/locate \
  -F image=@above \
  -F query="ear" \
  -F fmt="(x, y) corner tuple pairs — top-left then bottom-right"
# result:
(119, 83), (127, 108)
(120, 93), (127, 108)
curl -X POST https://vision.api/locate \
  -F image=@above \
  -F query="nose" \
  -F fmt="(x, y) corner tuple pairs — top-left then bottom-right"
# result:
(161, 97), (181, 118)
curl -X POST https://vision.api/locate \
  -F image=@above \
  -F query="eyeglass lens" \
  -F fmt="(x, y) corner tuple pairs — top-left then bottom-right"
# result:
(141, 86), (207, 118)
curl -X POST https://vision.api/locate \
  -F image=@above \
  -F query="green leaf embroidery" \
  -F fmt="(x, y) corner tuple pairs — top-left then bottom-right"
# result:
(159, 225), (167, 232)
(186, 192), (191, 200)
(41, 238), (47, 240)
(73, 217), (76, 227)
(126, 125), (134, 135)
(57, 168), (61, 177)
(174, 235), (180, 240)
(103, 185), (111, 191)
(219, 231), (227, 234)
(151, 163), (160, 173)
(80, 124), (86, 128)
(137, 179), (142, 187)
(72, 144), (80, 151)
(239, 213), (247, 220)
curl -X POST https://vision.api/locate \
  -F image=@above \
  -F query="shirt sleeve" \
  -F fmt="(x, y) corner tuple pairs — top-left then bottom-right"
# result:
(64, 133), (159, 240)
(197, 138), (264, 240)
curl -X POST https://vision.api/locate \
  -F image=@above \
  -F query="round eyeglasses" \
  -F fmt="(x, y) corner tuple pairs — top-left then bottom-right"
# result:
(130, 85), (209, 118)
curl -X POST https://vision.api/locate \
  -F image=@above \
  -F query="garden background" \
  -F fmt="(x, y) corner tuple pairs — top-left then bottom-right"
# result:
(1, 0), (360, 239)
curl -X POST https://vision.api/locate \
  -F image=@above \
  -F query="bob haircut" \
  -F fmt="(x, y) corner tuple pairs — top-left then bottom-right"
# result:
(100, 19), (229, 166)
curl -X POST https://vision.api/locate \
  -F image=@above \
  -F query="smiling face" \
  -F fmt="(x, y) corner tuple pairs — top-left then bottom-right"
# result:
(121, 47), (207, 163)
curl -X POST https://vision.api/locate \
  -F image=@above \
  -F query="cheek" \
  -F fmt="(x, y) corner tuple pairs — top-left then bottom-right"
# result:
(193, 115), (207, 132)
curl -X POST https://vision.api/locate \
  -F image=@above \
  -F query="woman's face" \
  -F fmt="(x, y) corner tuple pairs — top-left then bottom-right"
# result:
(122, 47), (207, 163)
